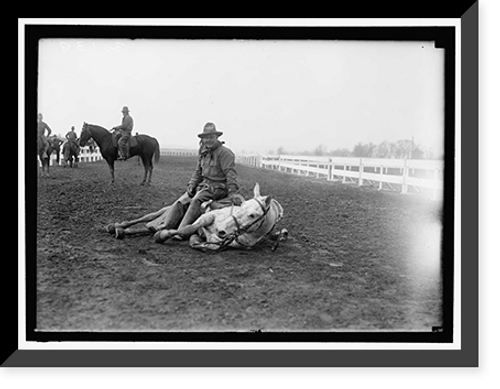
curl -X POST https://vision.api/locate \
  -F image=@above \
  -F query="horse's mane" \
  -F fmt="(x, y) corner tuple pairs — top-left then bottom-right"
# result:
(87, 123), (111, 133)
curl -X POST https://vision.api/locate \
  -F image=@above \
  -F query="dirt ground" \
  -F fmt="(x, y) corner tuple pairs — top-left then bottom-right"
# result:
(35, 156), (443, 332)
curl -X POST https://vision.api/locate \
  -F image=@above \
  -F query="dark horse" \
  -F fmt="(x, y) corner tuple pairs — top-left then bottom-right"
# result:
(48, 136), (64, 165)
(62, 140), (80, 168)
(38, 134), (52, 177)
(79, 123), (160, 185)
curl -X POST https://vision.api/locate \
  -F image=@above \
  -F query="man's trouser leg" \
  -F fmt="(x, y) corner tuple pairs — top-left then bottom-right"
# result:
(118, 133), (130, 159)
(178, 190), (212, 228)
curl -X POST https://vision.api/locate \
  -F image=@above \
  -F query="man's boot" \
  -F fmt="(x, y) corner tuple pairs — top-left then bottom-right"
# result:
(154, 201), (186, 232)
(117, 142), (127, 160)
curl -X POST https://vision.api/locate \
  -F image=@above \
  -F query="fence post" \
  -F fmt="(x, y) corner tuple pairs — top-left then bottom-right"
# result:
(432, 168), (439, 200)
(378, 165), (384, 190)
(402, 158), (409, 194)
(358, 158), (364, 186)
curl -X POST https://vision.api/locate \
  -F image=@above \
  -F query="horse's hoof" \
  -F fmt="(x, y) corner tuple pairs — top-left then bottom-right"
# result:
(105, 224), (116, 234)
(154, 231), (164, 243)
(154, 230), (171, 244)
(140, 182), (145, 186)
(115, 227), (125, 239)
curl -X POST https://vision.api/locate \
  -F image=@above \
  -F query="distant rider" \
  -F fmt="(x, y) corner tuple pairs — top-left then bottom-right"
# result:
(111, 106), (134, 160)
(65, 126), (78, 147)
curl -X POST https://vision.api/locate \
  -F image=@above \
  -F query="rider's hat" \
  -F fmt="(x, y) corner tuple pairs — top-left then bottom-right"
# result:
(198, 122), (223, 138)
(121, 106), (130, 113)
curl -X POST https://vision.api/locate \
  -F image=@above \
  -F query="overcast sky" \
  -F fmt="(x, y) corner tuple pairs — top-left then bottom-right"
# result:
(38, 38), (444, 156)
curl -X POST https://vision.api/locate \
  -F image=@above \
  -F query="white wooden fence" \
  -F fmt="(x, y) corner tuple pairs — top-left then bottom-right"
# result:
(160, 148), (198, 157)
(237, 154), (444, 198)
(39, 146), (103, 167)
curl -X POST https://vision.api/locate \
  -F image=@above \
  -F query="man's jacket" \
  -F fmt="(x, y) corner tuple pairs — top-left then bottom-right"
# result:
(189, 141), (239, 193)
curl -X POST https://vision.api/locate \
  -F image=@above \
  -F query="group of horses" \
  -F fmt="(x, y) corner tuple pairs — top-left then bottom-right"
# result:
(37, 135), (81, 176)
(37, 123), (160, 185)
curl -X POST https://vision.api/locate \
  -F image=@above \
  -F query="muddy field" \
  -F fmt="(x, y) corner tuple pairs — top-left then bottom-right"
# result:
(36, 156), (443, 332)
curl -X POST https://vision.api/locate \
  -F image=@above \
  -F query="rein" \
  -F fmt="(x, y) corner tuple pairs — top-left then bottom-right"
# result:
(84, 124), (112, 149)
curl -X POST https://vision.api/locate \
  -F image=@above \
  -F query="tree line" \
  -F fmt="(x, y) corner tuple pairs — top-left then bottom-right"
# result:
(271, 139), (441, 160)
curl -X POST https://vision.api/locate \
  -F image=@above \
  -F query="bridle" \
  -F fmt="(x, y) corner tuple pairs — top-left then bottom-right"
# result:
(215, 198), (273, 251)
(81, 123), (110, 146)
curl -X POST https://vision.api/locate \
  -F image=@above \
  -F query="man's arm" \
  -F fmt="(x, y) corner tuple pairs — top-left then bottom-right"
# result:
(219, 148), (239, 194)
(187, 159), (203, 196)
(114, 116), (134, 131)
(45, 122), (52, 137)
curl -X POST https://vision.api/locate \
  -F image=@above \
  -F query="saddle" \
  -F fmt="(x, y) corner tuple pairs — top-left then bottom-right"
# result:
(112, 133), (138, 148)
(201, 194), (245, 213)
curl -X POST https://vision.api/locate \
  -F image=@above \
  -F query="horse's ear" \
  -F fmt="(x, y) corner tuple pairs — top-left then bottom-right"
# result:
(264, 195), (272, 208)
(253, 182), (261, 198)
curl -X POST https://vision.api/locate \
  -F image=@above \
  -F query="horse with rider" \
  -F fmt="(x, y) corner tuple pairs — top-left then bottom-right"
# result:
(62, 126), (81, 167)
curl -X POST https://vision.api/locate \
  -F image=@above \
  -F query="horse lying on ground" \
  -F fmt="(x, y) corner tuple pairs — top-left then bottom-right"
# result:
(105, 183), (288, 252)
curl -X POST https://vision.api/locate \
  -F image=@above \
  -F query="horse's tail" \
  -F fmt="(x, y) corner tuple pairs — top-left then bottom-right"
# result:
(154, 139), (160, 163)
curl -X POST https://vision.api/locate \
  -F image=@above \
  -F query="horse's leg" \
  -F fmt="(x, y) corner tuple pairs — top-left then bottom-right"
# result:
(106, 206), (170, 234)
(140, 158), (149, 185)
(113, 225), (152, 239)
(188, 234), (223, 252)
(44, 158), (50, 177)
(106, 159), (115, 183)
(154, 213), (214, 244)
(147, 158), (153, 184)
(189, 234), (209, 251)
(140, 166), (147, 185)
(39, 158), (44, 176)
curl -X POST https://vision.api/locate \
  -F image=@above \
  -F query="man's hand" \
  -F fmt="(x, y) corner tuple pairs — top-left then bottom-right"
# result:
(187, 184), (196, 198)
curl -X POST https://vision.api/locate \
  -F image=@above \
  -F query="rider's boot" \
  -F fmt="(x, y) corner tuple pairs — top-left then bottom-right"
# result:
(117, 144), (127, 160)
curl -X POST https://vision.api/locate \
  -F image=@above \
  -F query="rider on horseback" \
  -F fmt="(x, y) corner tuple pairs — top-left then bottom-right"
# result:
(65, 126), (78, 147)
(111, 106), (134, 160)
(37, 113), (52, 158)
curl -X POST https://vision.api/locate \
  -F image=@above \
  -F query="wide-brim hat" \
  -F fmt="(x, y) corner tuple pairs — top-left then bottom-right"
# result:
(198, 122), (223, 138)
(121, 106), (130, 113)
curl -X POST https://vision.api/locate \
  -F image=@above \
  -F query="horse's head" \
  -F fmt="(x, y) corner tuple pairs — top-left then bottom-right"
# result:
(216, 183), (272, 240)
(79, 122), (92, 146)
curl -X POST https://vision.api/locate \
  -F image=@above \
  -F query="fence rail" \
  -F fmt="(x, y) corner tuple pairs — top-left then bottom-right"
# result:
(39, 146), (103, 167)
(237, 154), (444, 198)
(160, 148), (198, 157)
